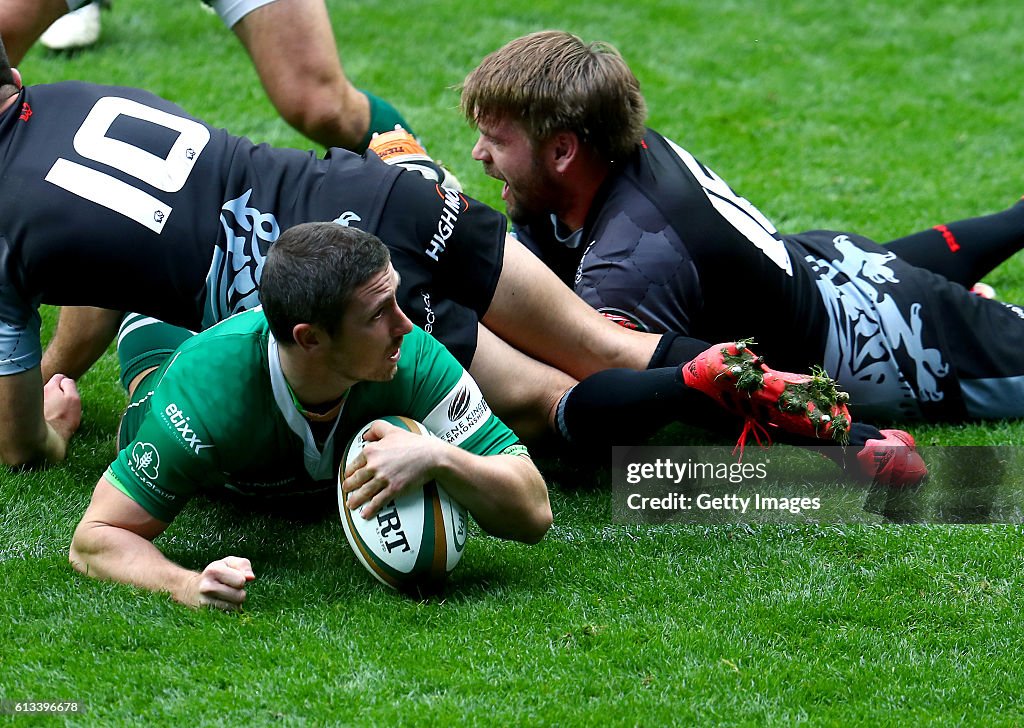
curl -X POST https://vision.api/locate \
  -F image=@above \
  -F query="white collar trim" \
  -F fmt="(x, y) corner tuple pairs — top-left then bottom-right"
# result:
(268, 332), (343, 481)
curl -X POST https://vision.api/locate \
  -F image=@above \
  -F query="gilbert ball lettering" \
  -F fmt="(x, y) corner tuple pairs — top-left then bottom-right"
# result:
(376, 501), (411, 554)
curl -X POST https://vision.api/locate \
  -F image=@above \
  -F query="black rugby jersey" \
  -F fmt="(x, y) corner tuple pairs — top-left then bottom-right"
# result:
(0, 81), (506, 371)
(1, 82), (399, 327)
(516, 128), (830, 374)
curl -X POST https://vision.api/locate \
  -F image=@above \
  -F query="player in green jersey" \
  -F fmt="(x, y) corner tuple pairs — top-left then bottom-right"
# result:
(69, 223), (550, 611)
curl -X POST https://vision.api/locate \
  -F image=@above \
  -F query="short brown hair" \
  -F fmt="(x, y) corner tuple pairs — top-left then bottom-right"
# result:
(460, 30), (647, 162)
(260, 222), (390, 344)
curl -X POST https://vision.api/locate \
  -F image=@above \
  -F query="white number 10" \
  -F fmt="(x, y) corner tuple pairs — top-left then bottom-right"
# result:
(44, 96), (210, 233)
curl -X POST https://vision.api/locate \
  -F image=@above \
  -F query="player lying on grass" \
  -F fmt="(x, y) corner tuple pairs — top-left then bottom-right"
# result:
(69, 223), (551, 611)
(460, 30), (1024, 424)
(0, 36), (918, 483)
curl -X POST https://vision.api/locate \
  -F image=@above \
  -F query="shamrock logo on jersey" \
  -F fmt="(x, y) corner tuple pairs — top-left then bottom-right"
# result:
(131, 442), (161, 481)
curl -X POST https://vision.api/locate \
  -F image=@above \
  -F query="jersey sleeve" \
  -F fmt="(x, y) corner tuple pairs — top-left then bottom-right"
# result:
(106, 390), (222, 523)
(375, 171), (508, 318)
(402, 327), (522, 457)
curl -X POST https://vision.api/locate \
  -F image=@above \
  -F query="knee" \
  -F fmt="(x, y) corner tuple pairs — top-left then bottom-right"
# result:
(492, 383), (567, 444)
(1, 434), (49, 468)
(271, 81), (366, 150)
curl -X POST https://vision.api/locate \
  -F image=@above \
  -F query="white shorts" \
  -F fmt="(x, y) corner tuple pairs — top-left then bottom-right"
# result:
(66, 0), (279, 29)
(0, 309), (42, 376)
(201, 0), (280, 28)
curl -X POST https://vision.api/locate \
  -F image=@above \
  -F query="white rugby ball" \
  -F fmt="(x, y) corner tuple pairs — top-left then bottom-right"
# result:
(338, 416), (468, 592)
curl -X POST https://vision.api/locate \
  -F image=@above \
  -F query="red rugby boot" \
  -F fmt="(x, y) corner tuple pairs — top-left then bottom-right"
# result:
(682, 340), (852, 447)
(856, 429), (928, 487)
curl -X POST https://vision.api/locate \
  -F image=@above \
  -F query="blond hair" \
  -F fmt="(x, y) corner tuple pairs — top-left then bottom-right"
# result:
(460, 30), (647, 162)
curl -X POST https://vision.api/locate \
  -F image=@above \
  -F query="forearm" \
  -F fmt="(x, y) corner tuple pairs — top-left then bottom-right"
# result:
(69, 522), (199, 605)
(433, 450), (552, 544)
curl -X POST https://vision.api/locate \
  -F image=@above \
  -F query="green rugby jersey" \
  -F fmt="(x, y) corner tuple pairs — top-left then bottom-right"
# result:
(106, 309), (521, 522)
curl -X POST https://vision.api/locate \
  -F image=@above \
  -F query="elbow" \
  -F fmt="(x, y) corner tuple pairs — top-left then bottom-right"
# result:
(515, 482), (553, 544)
(519, 502), (553, 545)
(487, 489), (552, 545)
(68, 529), (87, 575)
(68, 522), (97, 576)
(68, 542), (85, 574)
(517, 470), (553, 544)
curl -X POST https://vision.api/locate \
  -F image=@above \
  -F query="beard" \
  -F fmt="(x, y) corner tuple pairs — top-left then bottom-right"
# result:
(502, 158), (559, 226)
(505, 196), (535, 226)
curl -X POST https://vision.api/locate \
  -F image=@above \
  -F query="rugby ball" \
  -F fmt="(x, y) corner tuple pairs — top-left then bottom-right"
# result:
(337, 416), (468, 592)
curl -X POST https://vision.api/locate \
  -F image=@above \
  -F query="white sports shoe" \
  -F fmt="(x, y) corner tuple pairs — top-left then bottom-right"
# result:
(40, 3), (102, 51)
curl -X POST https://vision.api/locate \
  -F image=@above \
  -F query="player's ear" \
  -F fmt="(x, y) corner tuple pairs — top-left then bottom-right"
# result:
(291, 323), (322, 351)
(549, 131), (579, 174)
(11, 69), (21, 89)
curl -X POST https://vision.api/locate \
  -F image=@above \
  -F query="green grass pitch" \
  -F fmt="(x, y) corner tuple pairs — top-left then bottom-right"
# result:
(3, 0), (1024, 724)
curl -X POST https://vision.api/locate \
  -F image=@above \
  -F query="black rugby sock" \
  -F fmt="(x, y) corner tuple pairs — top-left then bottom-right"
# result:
(554, 366), (884, 450)
(555, 366), (737, 445)
(885, 198), (1024, 286)
(646, 332), (715, 370)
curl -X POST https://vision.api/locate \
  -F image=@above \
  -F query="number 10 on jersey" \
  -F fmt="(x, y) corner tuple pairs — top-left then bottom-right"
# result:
(44, 96), (210, 234)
